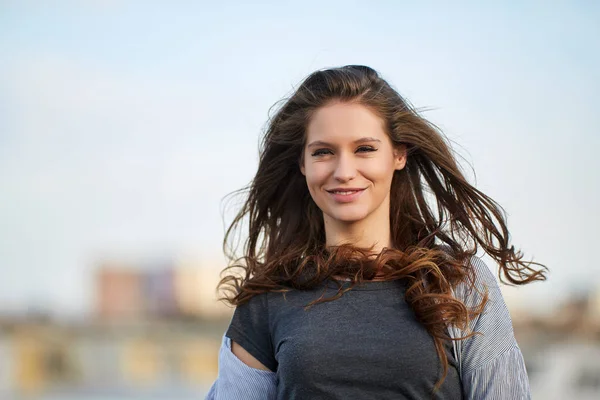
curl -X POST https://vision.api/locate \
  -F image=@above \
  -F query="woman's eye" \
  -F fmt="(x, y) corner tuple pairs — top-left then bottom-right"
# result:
(311, 149), (332, 157)
(357, 146), (377, 153)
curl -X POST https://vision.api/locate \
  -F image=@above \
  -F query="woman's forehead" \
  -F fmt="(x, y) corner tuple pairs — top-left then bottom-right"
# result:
(306, 102), (387, 143)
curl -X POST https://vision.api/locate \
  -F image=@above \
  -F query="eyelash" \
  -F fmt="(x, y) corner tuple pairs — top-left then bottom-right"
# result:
(311, 146), (377, 157)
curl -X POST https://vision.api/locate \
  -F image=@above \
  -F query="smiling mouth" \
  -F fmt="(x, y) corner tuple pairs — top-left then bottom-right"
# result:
(325, 188), (367, 203)
(327, 189), (364, 195)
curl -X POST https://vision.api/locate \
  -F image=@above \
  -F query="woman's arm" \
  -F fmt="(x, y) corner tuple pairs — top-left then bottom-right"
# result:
(452, 256), (532, 400)
(231, 339), (273, 371)
(461, 344), (530, 399)
(205, 334), (277, 400)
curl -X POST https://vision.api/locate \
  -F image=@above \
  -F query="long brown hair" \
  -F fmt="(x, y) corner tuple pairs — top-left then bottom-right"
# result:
(218, 65), (547, 394)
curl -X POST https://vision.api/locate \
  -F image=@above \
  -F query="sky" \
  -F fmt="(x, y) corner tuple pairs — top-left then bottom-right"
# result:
(0, 1), (599, 317)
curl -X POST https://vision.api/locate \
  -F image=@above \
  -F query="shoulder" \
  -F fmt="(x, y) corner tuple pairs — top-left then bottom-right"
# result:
(240, 291), (271, 309)
(226, 291), (278, 372)
(229, 291), (272, 330)
(442, 249), (501, 309)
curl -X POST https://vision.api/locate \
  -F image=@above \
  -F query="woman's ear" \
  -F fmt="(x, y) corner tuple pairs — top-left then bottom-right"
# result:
(394, 144), (407, 170)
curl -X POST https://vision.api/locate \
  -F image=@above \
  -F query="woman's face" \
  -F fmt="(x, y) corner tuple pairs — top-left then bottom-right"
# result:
(300, 101), (406, 226)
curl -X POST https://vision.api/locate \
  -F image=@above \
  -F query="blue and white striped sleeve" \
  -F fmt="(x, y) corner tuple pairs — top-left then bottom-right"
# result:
(450, 255), (532, 400)
(205, 334), (277, 400)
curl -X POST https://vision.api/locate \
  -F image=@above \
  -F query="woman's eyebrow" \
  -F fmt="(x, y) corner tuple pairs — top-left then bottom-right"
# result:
(307, 137), (382, 149)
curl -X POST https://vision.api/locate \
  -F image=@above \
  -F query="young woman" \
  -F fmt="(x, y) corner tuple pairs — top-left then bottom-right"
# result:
(205, 65), (546, 399)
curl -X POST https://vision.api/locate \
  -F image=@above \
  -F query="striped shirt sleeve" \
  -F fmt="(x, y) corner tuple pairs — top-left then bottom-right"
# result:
(205, 334), (277, 400)
(449, 255), (532, 400)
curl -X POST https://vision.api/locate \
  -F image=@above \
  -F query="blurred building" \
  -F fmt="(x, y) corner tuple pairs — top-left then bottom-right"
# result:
(142, 267), (178, 317)
(95, 258), (231, 321)
(0, 334), (16, 395)
(0, 319), (224, 397)
(96, 264), (144, 320)
(589, 286), (600, 329)
(528, 342), (600, 400)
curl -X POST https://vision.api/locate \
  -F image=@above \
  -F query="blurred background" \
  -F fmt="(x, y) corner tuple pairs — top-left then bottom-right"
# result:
(1, 1), (599, 399)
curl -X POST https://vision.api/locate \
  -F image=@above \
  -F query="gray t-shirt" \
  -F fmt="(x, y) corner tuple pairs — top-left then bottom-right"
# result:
(226, 278), (463, 399)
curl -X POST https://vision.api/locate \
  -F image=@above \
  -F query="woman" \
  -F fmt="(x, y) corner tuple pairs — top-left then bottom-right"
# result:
(206, 65), (546, 399)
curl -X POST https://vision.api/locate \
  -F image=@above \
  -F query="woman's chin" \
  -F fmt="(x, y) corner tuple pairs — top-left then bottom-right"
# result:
(327, 211), (370, 224)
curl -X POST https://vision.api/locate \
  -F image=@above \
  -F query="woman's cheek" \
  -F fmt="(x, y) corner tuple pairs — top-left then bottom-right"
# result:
(308, 166), (329, 186)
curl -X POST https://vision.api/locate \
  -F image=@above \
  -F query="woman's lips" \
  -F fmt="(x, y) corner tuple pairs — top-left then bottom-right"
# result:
(327, 188), (366, 203)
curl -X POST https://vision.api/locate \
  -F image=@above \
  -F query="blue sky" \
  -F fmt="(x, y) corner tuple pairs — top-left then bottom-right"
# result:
(1, 1), (599, 317)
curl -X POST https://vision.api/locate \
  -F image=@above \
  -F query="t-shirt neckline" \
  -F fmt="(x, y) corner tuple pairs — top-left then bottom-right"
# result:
(324, 278), (405, 291)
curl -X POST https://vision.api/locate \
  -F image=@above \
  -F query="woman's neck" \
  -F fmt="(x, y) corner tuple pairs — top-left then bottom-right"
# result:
(323, 215), (393, 256)
(323, 201), (394, 281)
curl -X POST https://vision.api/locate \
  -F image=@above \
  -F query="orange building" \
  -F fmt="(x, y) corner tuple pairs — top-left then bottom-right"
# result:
(96, 264), (144, 320)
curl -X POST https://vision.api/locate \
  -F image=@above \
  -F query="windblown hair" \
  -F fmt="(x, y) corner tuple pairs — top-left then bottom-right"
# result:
(218, 65), (547, 394)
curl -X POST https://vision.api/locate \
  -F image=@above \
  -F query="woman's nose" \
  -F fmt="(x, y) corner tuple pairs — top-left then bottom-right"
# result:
(333, 154), (357, 182)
